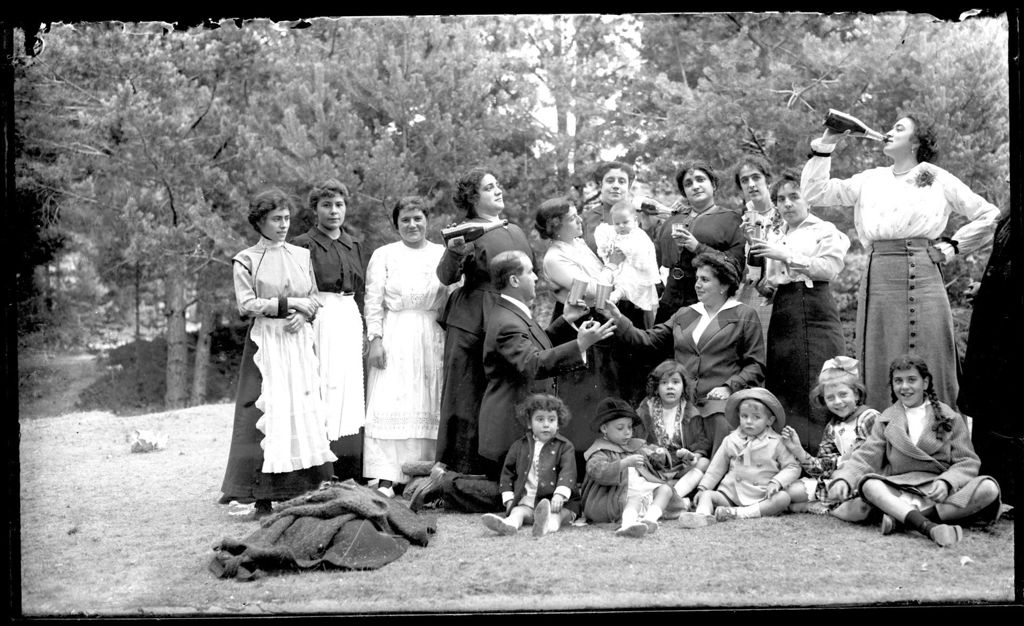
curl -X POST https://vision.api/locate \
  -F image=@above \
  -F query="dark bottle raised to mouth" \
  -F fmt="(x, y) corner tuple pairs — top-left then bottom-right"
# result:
(823, 109), (887, 142)
(441, 219), (508, 243)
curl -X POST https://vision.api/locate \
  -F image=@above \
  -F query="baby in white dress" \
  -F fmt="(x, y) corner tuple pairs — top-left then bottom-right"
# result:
(594, 201), (661, 327)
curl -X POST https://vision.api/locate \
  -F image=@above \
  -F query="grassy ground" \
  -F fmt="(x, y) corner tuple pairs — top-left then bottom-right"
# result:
(17, 403), (1015, 616)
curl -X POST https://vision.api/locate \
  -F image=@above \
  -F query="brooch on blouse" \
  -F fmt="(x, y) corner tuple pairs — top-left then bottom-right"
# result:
(914, 168), (935, 188)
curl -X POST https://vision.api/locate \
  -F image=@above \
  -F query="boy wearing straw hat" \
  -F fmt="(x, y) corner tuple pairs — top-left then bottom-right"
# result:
(678, 387), (801, 527)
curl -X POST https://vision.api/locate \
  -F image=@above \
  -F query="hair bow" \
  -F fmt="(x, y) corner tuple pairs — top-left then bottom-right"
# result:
(819, 356), (859, 378)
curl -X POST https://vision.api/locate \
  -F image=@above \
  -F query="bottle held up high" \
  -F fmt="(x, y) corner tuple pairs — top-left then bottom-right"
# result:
(823, 109), (887, 142)
(442, 219), (508, 244)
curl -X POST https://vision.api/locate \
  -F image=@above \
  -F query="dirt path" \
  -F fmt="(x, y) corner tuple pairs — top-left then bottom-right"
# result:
(18, 351), (105, 419)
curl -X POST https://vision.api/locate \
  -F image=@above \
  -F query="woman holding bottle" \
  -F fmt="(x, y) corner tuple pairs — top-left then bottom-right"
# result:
(749, 171), (850, 455)
(434, 167), (534, 478)
(656, 161), (746, 323)
(732, 155), (784, 343)
(801, 112), (1001, 411)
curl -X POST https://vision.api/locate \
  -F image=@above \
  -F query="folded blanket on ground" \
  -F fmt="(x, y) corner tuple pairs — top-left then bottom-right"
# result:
(209, 479), (437, 580)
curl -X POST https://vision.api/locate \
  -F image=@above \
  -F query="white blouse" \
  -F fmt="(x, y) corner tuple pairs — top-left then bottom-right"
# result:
(689, 298), (742, 344)
(801, 140), (1000, 256)
(542, 238), (613, 302)
(362, 240), (449, 339)
(232, 239), (319, 318)
(903, 402), (929, 445)
(764, 214), (850, 288)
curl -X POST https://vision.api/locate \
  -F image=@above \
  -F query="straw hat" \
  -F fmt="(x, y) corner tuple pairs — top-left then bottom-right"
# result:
(724, 388), (786, 431)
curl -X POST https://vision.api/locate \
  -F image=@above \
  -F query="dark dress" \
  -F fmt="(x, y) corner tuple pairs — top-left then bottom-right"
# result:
(291, 226), (367, 481)
(435, 218), (534, 477)
(655, 205), (746, 324)
(219, 328), (334, 503)
(958, 213), (1018, 507)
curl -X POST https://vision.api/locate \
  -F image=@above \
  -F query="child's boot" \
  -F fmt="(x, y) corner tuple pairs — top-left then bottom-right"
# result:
(481, 513), (517, 536)
(641, 504), (663, 533)
(714, 506), (737, 522)
(615, 523), (647, 537)
(616, 507), (647, 537)
(677, 512), (716, 528)
(532, 499), (552, 537)
(880, 513), (902, 535)
(929, 524), (963, 547)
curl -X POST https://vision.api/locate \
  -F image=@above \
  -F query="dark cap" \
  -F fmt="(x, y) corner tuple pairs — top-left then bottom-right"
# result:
(592, 396), (642, 431)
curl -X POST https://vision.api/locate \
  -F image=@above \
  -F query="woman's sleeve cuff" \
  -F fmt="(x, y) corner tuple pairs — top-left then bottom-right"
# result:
(809, 138), (837, 155)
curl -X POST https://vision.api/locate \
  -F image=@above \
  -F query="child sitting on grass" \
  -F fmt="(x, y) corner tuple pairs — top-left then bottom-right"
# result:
(826, 354), (1002, 548)
(636, 359), (711, 510)
(678, 388), (800, 527)
(481, 393), (579, 537)
(781, 356), (879, 514)
(580, 397), (675, 537)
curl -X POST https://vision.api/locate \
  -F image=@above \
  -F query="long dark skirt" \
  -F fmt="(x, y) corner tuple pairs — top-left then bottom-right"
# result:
(959, 214), (1019, 506)
(219, 326), (334, 503)
(765, 281), (845, 456)
(434, 325), (499, 477)
(330, 431), (364, 482)
(858, 239), (959, 411)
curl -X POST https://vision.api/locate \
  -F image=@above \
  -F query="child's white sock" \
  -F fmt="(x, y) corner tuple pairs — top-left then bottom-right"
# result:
(736, 504), (761, 519)
(548, 510), (568, 533)
(621, 507), (639, 528)
(674, 469), (704, 498)
(643, 504), (663, 523)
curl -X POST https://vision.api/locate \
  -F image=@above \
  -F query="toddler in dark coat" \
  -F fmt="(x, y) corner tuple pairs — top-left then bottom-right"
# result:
(481, 394), (580, 536)
(580, 397), (675, 537)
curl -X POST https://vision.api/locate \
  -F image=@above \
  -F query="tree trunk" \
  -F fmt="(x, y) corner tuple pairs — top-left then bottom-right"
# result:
(135, 262), (144, 399)
(164, 271), (189, 409)
(189, 297), (215, 407)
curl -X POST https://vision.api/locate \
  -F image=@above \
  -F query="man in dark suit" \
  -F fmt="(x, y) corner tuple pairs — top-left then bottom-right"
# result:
(477, 250), (615, 463)
(410, 250), (615, 512)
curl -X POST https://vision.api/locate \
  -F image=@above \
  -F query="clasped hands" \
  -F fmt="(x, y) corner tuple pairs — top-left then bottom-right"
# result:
(285, 297), (320, 333)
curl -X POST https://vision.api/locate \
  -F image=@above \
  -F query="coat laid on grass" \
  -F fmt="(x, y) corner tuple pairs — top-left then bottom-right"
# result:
(209, 480), (435, 580)
(829, 401), (999, 513)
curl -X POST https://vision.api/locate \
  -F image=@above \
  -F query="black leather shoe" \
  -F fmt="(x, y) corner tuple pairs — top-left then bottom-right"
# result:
(254, 499), (273, 519)
(409, 472), (446, 512)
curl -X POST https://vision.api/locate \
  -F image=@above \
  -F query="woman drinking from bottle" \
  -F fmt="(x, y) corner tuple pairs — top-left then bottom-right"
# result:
(801, 112), (1000, 411)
